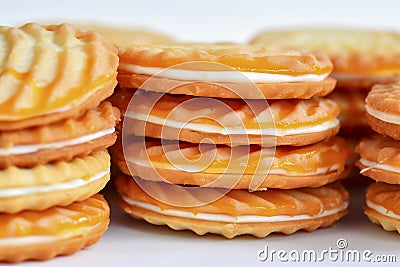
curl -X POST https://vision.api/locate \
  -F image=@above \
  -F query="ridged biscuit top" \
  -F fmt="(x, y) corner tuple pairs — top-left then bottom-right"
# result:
(366, 81), (400, 114)
(366, 183), (400, 216)
(357, 134), (400, 167)
(0, 23), (118, 121)
(118, 43), (332, 75)
(0, 194), (109, 238)
(117, 176), (349, 217)
(250, 28), (400, 75)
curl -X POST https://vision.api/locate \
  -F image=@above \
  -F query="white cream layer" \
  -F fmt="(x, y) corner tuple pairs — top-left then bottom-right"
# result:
(126, 112), (339, 136)
(366, 200), (400, 220)
(0, 127), (115, 156)
(119, 63), (330, 83)
(127, 158), (340, 176)
(0, 169), (109, 198)
(121, 195), (348, 223)
(365, 105), (400, 125)
(0, 236), (60, 246)
(359, 158), (400, 174)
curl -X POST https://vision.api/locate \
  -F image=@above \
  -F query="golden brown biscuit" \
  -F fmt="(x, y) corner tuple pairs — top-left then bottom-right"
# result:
(117, 43), (335, 99)
(0, 194), (109, 262)
(116, 175), (349, 238)
(0, 102), (120, 168)
(250, 28), (400, 91)
(116, 88), (340, 146)
(0, 149), (110, 213)
(112, 136), (350, 190)
(356, 134), (400, 184)
(365, 82), (400, 140)
(0, 23), (118, 130)
(364, 183), (400, 234)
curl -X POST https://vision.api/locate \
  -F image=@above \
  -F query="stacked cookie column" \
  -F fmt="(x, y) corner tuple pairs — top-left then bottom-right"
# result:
(356, 82), (400, 234)
(112, 43), (350, 238)
(0, 23), (119, 262)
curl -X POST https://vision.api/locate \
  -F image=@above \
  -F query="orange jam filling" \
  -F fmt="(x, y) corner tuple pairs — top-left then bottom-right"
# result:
(0, 195), (108, 238)
(0, 68), (114, 120)
(143, 137), (349, 175)
(144, 94), (339, 130)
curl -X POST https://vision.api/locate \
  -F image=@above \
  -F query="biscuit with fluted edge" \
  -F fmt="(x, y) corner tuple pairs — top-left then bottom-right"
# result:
(116, 88), (340, 146)
(365, 82), (400, 140)
(364, 183), (400, 234)
(116, 175), (349, 238)
(0, 102), (120, 168)
(0, 23), (118, 130)
(117, 43), (335, 99)
(0, 149), (110, 213)
(0, 194), (109, 263)
(112, 136), (351, 190)
(356, 134), (400, 184)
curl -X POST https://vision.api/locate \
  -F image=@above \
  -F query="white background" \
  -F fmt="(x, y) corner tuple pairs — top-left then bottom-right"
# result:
(2, 0), (400, 266)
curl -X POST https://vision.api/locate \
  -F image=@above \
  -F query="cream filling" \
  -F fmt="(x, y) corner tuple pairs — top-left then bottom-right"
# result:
(359, 158), (400, 174)
(121, 195), (348, 223)
(127, 158), (340, 176)
(0, 127), (115, 156)
(365, 105), (400, 125)
(366, 200), (400, 220)
(126, 112), (339, 136)
(0, 169), (109, 198)
(0, 236), (61, 246)
(119, 63), (330, 83)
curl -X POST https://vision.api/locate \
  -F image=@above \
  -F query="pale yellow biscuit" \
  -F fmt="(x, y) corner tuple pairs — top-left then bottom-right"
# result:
(0, 149), (110, 213)
(0, 102), (120, 168)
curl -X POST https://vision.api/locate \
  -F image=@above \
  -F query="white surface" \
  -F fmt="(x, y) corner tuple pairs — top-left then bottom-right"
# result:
(2, 1), (400, 266)
(19, 183), (400, 267)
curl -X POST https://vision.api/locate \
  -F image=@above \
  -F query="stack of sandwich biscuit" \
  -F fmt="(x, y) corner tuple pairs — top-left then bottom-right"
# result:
(250, 29), (400, 137)
(356, 81), (400, 234)
(111, 43), (351, 238)
(0, 23), (119, 262)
